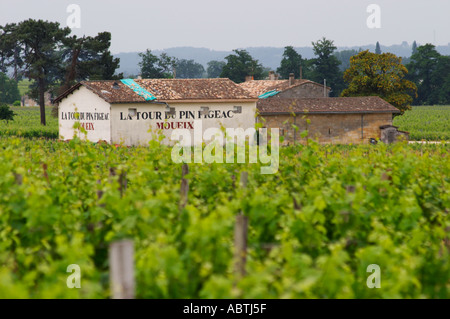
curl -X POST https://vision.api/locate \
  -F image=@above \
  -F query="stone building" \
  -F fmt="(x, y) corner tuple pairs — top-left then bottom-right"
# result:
(54, 78), (257, 146)
(257, 96), (401, 145)
(239, 72), (331, 99)
(21, 92), (52, 107)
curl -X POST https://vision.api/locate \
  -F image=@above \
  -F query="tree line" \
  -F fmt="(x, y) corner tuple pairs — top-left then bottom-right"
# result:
(139, 38), (450, 110)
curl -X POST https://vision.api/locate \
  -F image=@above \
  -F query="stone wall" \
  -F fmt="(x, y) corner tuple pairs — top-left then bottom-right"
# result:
(258, 113), (393, 145)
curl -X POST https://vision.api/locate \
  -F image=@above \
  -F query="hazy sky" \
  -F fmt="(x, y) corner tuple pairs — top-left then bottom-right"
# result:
(1, 0), (449, 53)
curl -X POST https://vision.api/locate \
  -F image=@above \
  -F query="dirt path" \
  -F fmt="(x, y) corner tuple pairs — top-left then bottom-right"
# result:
(408, 141), (449, 144)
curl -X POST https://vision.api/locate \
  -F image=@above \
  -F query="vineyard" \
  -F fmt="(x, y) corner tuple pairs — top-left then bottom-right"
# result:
(0, 136), (449, 298)
(393, 105), (450, 141)
(0, 107), (58, 139)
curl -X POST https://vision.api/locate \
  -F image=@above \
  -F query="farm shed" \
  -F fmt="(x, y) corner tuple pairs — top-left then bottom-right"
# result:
(257, 96), (401, 145)
(239, 73), (331, 99)
(53, 78), (258, 146)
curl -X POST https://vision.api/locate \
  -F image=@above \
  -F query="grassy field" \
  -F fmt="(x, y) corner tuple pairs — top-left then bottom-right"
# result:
(394, 105), (450, 141)
(0, 107), (58, 139)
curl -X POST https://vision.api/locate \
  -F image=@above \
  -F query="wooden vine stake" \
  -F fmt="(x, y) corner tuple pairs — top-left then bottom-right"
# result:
(234, 171), (248, 279)
(109, 239), (135, 299)
(179, 163), (189, 211)
(119, 171), (127, 198)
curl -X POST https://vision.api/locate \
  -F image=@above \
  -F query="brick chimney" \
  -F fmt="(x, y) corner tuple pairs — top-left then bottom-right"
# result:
(289, 73), (295, 86)
(245, 75), (254, 82)
(269, 71), (275, 80)
(274, 73), (279, 80)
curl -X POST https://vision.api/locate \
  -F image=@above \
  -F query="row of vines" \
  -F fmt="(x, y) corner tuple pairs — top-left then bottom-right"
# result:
(0, 137), (449, 298)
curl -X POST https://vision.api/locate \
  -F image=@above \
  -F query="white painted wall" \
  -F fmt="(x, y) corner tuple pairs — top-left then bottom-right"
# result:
(58, 86), (111, 142)
(110, 101), (257, 146)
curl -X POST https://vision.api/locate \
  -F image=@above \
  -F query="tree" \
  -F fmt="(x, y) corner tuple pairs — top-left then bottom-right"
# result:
(97, 51), (122, 80)
(175, 59), (205, 78)
(406, 44), (443, 105)
(375, 41), (381, 54)
(220, 49), (264, 83)
(139, 49), (163, 78)
(206, 60), (225, 78)
(59, 32), (121, 94)
(412, 41), (418, 55)
(158, 53), (177, 78)
(432, 55), (450, 104)
(0, 23), (23, 80)
(138, 50), (176, 79)
(0, 72), (20, 104)
(0, 103), (16, 123)
(341, 50), (418, 113)
(15, 19), (71, 125)
(334, 49), (359, 72)
(277, 46), (305, 79)
(310, 37), (344, 96)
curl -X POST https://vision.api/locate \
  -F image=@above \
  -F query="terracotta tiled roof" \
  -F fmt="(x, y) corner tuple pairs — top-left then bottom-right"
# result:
(54, 78), (257, 104)
(257, 97), (401, 114)
(239, 79), (329, 97)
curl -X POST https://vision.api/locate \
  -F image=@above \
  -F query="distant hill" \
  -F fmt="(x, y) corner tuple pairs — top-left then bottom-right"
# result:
(114, 42), (450, 77)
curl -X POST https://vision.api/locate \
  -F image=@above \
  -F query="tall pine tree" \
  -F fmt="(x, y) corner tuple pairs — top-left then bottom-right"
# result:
(375, 41), (381, 54)
(15, 19), (70, 125)
(412, 41), (418, 55)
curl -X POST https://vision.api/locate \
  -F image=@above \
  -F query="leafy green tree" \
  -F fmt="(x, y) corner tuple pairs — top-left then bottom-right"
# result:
(139, 50), (176, 79)
(433, 56), (450, 104)
(139, 49), (162, 78)
(0, 103), (16, 123)
(334, 49), (359, 72)
(406, 44), (445, 105)
(206, 60), (225, 78)
(0, 72), (20, 104)
(158, 53), (177, 78)
(310, 37), (344, 96)
(375, 41), (381, 54)
(277, 46), (306, 79)
(15, 19), (71, 125)
(341, 50), (418, 113)
(220, 49), (264, 83)
(175, 59), (205, 78)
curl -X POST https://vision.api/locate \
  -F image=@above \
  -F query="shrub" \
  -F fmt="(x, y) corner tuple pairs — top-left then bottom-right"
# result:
(0, 103), (16, 123)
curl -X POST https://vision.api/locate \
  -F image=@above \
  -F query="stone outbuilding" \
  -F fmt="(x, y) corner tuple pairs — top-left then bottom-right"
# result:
(53, 78), (257, 146)
(257, 96), (401, 145)
(379, 125), (410, 143)
(239, 73), (331, 99)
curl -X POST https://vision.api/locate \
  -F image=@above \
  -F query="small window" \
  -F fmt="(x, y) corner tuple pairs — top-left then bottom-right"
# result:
(165, 107), (176, 116)
(280, 128), (285, 136)
(128, 108), (137, 117)
(233, 106), (242, 114)
(200, 106), (209, 116)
